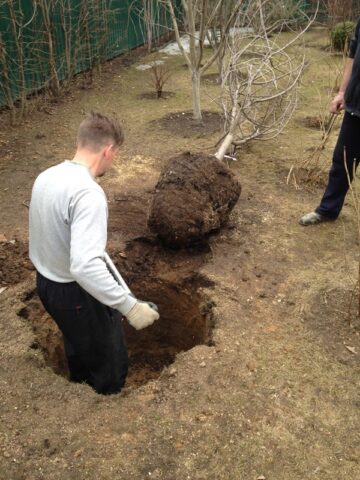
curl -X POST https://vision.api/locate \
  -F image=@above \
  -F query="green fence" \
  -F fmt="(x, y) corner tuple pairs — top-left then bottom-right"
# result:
(0, 0), (181, 109)
(302, 0), (360, 19)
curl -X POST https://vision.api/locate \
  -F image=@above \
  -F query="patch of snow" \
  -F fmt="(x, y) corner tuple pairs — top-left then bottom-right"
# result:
(158, 28), (255, 55)
(159, 36), (190, 55)
(135, 60), (165, 71)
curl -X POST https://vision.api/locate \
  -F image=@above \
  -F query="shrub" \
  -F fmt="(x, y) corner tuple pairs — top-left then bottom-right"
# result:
(147, 61), (172, 99)
(331, 21), (355, 51)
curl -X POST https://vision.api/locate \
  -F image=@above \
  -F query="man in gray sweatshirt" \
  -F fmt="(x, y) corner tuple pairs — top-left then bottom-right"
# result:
(29, 112), (159, 394)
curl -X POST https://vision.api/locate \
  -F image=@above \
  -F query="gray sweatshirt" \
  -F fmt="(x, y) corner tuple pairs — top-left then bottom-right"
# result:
(29, 160), (136, 315)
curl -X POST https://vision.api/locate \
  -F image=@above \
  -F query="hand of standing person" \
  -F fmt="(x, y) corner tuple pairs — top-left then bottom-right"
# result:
(329, 58), (354, 115)
(330, 92), (345, 114)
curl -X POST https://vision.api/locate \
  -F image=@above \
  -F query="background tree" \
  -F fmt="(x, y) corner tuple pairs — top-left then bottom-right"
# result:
(159, 0), (244, 123)
(215, 0), (319, 160)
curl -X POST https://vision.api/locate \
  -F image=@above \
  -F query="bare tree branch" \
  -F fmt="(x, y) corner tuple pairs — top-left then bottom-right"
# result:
(215, 0), (320, 160)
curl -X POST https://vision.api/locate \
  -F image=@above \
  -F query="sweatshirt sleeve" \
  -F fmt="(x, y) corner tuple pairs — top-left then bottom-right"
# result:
(69, 189), (136, 315)
(349, 20), (360, 59)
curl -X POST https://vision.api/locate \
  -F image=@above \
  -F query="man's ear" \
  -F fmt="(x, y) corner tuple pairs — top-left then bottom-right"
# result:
(104, 144), (114, 157)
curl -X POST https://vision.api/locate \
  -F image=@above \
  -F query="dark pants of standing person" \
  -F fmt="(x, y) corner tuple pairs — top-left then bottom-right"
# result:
(316, 112), (360, 219)
(36, 271), (128, 395)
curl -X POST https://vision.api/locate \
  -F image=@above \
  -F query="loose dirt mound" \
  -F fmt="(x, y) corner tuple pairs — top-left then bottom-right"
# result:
(18, 289), (69, 377)
(148, 152), (241, 248)
(0, 240), (33, 286)
(301, 115), (323, 129)
(155, 111), (222, 137)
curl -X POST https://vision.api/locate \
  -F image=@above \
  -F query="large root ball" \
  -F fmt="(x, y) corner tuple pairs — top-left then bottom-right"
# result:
(148, 152), (241, 248)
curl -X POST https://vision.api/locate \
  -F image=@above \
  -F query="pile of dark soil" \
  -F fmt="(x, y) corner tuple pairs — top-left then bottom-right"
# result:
(155, 111), (222, 137)
(148, 152), (241, 248)
(0, 240), (33, 286)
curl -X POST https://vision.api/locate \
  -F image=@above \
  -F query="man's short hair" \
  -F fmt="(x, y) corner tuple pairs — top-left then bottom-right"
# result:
(77, 111), (124, 151)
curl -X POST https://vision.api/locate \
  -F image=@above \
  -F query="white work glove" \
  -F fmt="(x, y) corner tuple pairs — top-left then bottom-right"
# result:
(125, 301), (159, 330)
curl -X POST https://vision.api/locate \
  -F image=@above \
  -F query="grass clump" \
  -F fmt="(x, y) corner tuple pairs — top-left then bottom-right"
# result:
(331, 21), (355, 51)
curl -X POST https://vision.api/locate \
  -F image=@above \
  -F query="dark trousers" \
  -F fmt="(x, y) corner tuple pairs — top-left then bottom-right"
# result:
(36, 271), (128, 395)
(316, 112), (360, 219)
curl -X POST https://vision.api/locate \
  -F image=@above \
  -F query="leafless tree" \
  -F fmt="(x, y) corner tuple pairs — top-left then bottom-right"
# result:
(205, 0), (240, 81)
(142, 0), (156, 52)
(0, 31), (15, 124)
(324, 0), (355, 27)
(129, 0), (167, 53)
(157, 0), (244, 123)
(6, 0), (27, 119)
(214, 1), (319, 161)
(206, 0), (307, 82)
(38, 0), (61, 97)
(0, 0), (117, 125)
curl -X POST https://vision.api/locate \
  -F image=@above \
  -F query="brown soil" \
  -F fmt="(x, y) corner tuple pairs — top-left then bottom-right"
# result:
(1, 29), (360, 480)
(202, 73), (221, 85)
(139, 91), (175, 100)
(17, 238), (214, 388)
(18, 289), (69, 377)
(0, 240), (33, 286)
(117, 240), (214, 386)
(289, 165), (329, 190)
(301, 115), (323, 129)
(148, 152), (241, 247)
(155, 110), (222, 137)
(202, 72), (248, 85)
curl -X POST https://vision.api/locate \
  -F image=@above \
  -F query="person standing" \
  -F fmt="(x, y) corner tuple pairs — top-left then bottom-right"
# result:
(29, 111), (159, 394)
(300, 19), (360, 225)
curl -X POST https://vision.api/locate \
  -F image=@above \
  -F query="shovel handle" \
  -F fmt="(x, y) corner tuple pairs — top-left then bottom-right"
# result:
(104, 252), (159, 313)
(104, 252), (132, 295)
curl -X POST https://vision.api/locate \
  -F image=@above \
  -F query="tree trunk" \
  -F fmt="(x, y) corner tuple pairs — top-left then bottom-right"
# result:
(145, 0), (153, 52)
(7, 0), (27, 120)
(39, 0), (60, 97)
(191, 71), (202, 123)
(0, 33), (15, 125)
(215, 133), (234, 161)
